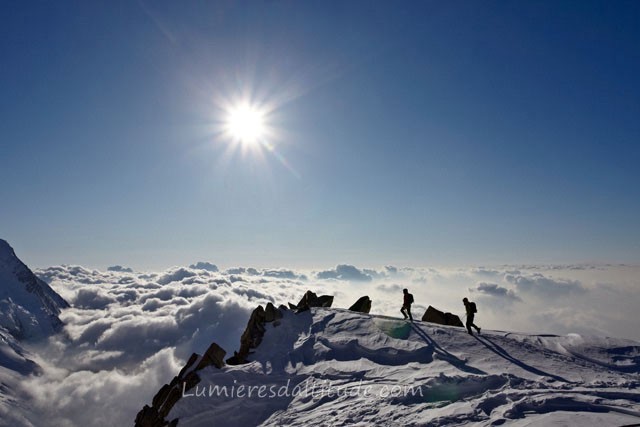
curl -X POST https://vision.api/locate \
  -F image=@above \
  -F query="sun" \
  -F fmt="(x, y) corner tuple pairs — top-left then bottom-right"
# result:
(214, 94), (300, 177)
(225, 103), (266, 145)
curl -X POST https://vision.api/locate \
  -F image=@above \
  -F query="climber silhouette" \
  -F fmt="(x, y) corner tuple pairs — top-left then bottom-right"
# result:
(401, 288), (414, 321)
(463, 297), (481, 335)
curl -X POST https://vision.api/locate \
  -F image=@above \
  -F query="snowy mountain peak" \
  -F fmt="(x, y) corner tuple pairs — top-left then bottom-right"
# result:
(0, 239), (18, 264)
(0, 239), (69, 340)
(139, 305), (640, 426)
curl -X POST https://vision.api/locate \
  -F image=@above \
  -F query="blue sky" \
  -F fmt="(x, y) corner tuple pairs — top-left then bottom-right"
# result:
(1, 1), (639, 269)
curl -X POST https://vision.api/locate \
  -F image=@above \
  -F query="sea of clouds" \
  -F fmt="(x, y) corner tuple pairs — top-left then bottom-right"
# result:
(8, 262), (638, 426)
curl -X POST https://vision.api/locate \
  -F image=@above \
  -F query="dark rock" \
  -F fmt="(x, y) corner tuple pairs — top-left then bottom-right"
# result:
(158, 387), (183, 419)
(316, 295), (334, 308)
(264, 302), (282, 322)
(134, 405), (158, 427)
(296, 290), (318, 311)
(195, 342), (226, 370)
(241, 305), (266, 347)
(421, 305), (464, 327)
(349, 296), (372, 313)
(444, 312), (464, 327)
(177, 353), (199, 378)
(422, 306), (446, 324)
(182, 371), (201, 393)
(227, 304), (276, 365)
(291, 290), (334, 312)
(225, 351), (244, 365)
(135, 342), (224, 426)
(151, 384), (171, 409)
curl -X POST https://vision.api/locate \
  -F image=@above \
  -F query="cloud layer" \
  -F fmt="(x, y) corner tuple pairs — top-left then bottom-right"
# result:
(5, 262), (636, 427)
(471, 282), (521, 301)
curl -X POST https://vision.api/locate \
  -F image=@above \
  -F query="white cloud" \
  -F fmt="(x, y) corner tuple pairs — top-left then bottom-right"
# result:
(106, 265), (133, 273)
(316, 264), (374, 282)
(188, 262), (219, 272)
(376, 284), (404, 293)
(470, 282), (521, 301)
(504, 273), (586, 297)
(156, 268), (197, 285)
(73, 288), (117, 309)
(23, 347), (182, 427)
(261, 269), (307, 280)
(15, 262), (639, 427)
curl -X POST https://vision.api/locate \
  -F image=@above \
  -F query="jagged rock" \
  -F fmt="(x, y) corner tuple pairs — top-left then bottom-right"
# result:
(422, 306), (445, 324)
(241, 305), (266, 348)
(264, 302), (282, 322)
(278, 304), (289, 311)
(227, 303), (282, 365)
(182, 371), (201, 395)
(349, 296), (372, 313)
(195, 342), (226, 370)
(225, 351), (244, 365)
(421, 306), (464, 327)
(151, 384), (171, 409)
(158, 387), (183, 419)
(138, 298), (287, 425)
(177, 353), (199, 378)
(134, 405), (160, 427)
(444, 312), (464, 327)
(135, 342), (225, 427)
(317, 295), (334, 308)
(290, 290), (334, 312)
(296, 290), (318, 310)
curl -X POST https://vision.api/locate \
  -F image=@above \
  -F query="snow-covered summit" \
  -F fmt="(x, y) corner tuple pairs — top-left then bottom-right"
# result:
(0, 239), (69, 340)
(139, 305), (640, 426)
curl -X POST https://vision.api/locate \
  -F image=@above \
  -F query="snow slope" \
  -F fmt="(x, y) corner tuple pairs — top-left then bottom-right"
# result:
(0, 239), (69, 340)
(168, 308), (640, 426)
(0, 327), (41, 427)
(0, 240), (69, 426)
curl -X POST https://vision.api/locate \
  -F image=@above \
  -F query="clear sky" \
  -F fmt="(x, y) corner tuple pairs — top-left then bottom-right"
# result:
(1, 1), (639, 270)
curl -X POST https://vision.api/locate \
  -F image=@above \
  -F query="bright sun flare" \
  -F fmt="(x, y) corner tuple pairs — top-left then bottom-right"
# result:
(225, 104), (266, 145)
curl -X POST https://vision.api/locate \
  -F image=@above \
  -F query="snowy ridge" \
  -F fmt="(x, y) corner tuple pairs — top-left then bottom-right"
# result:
(0, 239), (69, 340)
(0, 327), (42, 427)
(0, 328), (39, 376)
(167, 308), (640, 426)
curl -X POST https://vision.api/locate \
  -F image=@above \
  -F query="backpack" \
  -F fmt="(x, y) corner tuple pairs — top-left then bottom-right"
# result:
(470, 302), (477, 313)
(408, 293), (414, 304)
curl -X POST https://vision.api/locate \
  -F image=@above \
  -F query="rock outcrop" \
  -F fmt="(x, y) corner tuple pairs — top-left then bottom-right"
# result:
(264, 302), (283, 323)
(290, 290), (334, 313)
(226, 302), (284, 365)
(138, 291), (335, 424)
(135, 342), (226, 427)
(316, 295), (334, 308)
(421, 306), (464, 327)
(349, 296), (372, 313)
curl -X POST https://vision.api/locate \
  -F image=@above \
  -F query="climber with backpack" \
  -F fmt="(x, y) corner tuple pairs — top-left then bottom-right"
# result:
(462, 297), (481, 335)
(401, 288), (414, 321)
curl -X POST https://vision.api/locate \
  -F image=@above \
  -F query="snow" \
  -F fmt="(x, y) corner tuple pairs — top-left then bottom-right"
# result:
(0, 240), (68, 340)
(0, 327), (39, 427)
(0, 240), (68, 426)
(169, 308), (640, 426)
(0, 255), (638, 426)
(0, 328), (39, 376)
